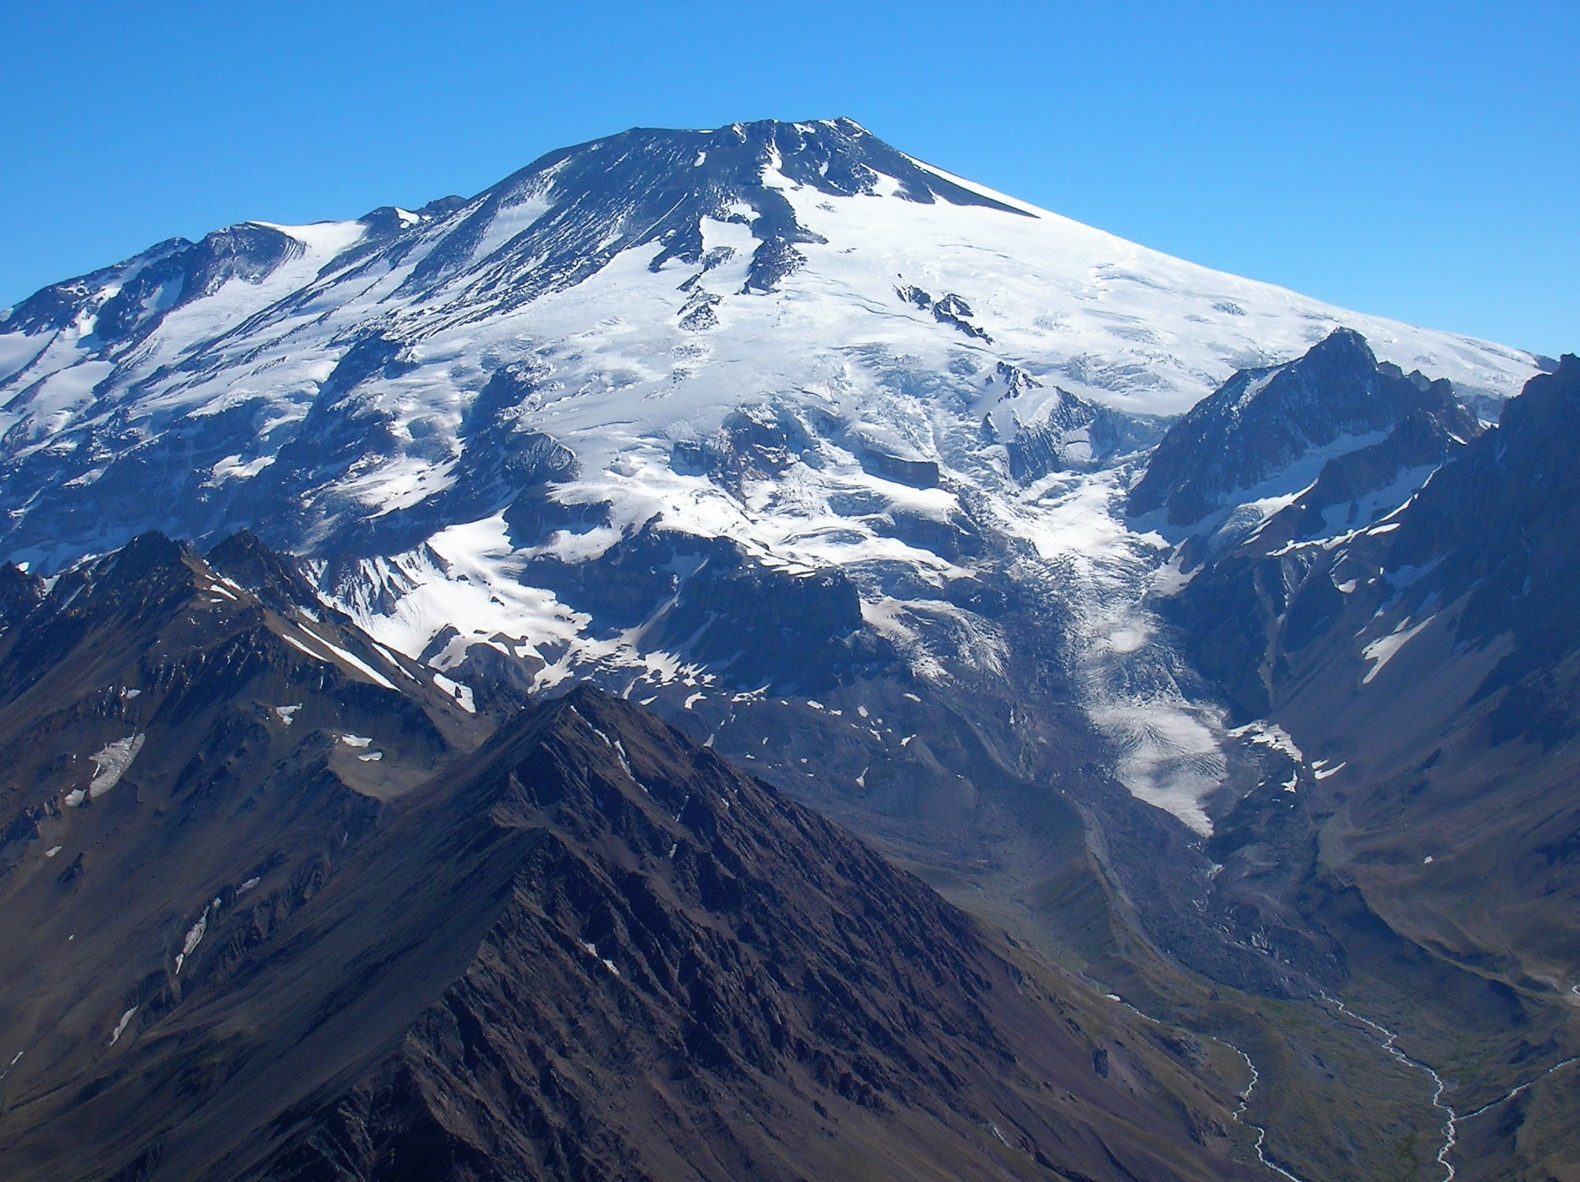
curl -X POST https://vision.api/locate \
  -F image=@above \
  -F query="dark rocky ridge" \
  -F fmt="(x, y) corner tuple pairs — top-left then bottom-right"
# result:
(1130, 328), (1481, 530)
(0, 561), (44, 636)
(0, 113), (1561, 1180)
(1169, 354), (1580, 725)
(0, 534), (1259, 1182)
(0, 534), (487, 1173)
(507, 522), (894, 695)
(1155, 357), (1580, 1171)
(0, 196), (457, 358)
(993, 380), (1163, 482)
(408, 116), (1030, 317)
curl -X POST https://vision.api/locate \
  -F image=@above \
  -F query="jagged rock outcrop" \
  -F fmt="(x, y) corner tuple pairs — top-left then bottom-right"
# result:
(1131, 328), (1482, 530)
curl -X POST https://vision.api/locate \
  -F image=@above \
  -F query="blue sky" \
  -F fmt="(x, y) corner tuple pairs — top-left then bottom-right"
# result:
(2, 1), (1574, 355)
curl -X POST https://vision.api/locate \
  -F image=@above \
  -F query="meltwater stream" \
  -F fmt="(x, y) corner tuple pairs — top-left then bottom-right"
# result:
(1319, 992), (1459, 1180)
(1106, 983), (1577, 1180)
(1320, 990), (1580, 1180)
(1097, 987), (1313, 1181)
(1227, 1044), (1314, 1182)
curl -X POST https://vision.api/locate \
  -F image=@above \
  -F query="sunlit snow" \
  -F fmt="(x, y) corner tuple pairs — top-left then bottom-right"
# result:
(88, 734), (146, 798)
(1, 122), (1539, 836)
(108, 1006), (138, 1047)
(1362, 617), (1433, 684)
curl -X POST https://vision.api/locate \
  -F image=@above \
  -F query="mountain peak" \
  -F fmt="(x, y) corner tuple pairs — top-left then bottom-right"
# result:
(99, 530), (192, 580)
(1130, 329), (1477, 529)
(381, 114), (1039, 324)
(205, 530), (328, 618)
(0, 116), (1536, 575)
(1307, 325), (1377, 365)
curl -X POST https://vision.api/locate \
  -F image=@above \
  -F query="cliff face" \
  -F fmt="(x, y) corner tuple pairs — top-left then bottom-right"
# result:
(239, 687), (1253, 1182)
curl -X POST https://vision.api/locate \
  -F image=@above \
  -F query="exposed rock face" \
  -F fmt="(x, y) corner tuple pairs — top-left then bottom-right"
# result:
(1122, 332), (1490, 722)
(235, 689), (1253, 1182)
(3, 225), (300, 345)
(0, 561), (44, 636)
(671, 403), (830, 494)
(1130, 328), (1481, 531)
(1170, 353), (1580, 725)
(205, 528), (337, 616)
(1, 114), (1571, 1181)
(503, 522), (892, 694)
(1390, 355), (1580, 664)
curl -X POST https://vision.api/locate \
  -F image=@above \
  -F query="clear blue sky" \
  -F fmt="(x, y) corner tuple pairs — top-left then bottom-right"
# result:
(2, 1), (1574, 355)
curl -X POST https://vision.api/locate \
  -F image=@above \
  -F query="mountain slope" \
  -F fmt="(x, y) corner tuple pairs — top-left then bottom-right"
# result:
(1, 118), (1571, 1181)
(0, 118), (1537, 845)
(1155, 357), (1580, 1179)
(0, 118), (1533, 572)
(1129, 327), (1481, 534)
(0, 536), (1260, 1182)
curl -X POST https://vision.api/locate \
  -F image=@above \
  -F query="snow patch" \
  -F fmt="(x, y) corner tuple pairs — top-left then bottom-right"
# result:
(283, 625), (398, 690)
(432, 671), (476, 713)
(88, 734), (146, 798)
(173, 898), (220, 975)
(108, 1006), (138, 1047)
(1362, 616), (1433, 685)
(1227, 720), (1305, 764)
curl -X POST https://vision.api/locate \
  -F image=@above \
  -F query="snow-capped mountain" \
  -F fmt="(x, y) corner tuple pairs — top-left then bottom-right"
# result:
(0, 118), (1533, 563)
(4, 117), (1576, 1181)
(1156, 357), (1580, 1162)
(0, 118), (1536, 828)
(1127, 326), (1487, 581)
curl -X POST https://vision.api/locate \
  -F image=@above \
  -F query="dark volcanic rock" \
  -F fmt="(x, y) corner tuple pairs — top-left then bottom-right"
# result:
(2, 224), (300, 350)
(0, 561), (45, 635)
(995, 379), (1162, 482)
(862, 448), (942, 489)
(402, 117), (1030, 312)
(519, 522), (893, 692)
(1173, 354), (1580, 726)
(1161, 357), (1580, 1150)
(206, 529), (328, 617)
(671, 403), (830, 496)
(1390, 353), (1580, 672)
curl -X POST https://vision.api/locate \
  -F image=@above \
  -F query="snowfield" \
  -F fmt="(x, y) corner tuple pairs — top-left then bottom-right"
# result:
(0, 118), (1539, 833)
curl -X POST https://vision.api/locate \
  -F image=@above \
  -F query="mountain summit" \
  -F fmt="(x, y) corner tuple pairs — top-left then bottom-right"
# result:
(3, 119), (1577, 1181)
(0, 118), (1534, 568)
(395, 116), (1033, 303)
(0, 118), (1543, 834)
(0, 113), (1542, 849)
